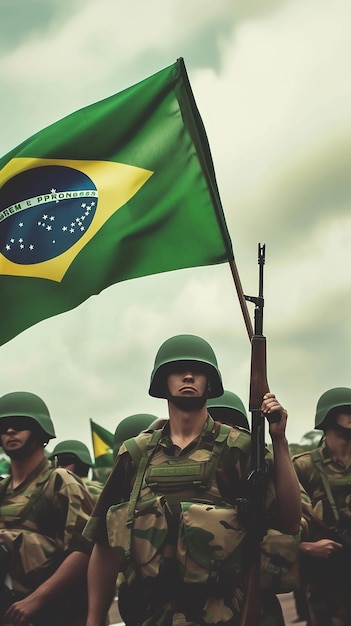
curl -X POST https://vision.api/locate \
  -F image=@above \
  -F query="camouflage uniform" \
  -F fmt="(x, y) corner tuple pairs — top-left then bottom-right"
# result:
(81, 476), (104, 503)
(49, 439), (104, 503)
(0, 456), (94, 626)
(293, 439), (351, 626)
(85, 416), (299, 626)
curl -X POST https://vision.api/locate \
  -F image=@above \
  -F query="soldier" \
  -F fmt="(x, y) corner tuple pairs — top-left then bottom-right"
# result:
(113, 414), (159, 460)
(84, 334), (301, 626)
(0, 391), (94, 626)
(49, 440), (104, 503)
(293, 387), (351, 626)
(207, 389), (250, 430)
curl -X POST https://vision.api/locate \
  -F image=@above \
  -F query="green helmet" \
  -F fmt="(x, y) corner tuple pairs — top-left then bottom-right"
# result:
(315, 387), (351, 430)
(149, 334), (223, 399)
(0, 391), (55, 440)
(113, 414), (157, 458)
(207, 390), (249, 430)
(49, 440), (93, 466)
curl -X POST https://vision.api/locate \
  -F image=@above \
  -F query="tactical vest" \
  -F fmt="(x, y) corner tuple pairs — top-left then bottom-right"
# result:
(0, 465), (66, 594)
(310, 447), (351, 527)
(106, 424), (300, 592)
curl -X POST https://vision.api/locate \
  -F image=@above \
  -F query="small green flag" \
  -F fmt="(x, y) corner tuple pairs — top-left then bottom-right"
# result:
(0, 58), (233, 346)
(0, 456), (10, 476)
(90, 418), (114, 468)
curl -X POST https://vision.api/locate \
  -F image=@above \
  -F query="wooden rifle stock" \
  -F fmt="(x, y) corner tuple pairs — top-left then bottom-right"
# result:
(239, 561), (261, 626)
(249, 335), (269, 412)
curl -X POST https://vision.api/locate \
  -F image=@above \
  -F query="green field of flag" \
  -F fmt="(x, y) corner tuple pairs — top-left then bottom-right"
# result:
(0, 58), (233, 345)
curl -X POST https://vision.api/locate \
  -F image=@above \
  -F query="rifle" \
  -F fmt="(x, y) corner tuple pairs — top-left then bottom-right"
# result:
(305, 509), (351, 564)
(0, 543), (16, 618)
(297, 511), (351, 590)
(239, 244), (280, 626)
(318, 523), (351, 551)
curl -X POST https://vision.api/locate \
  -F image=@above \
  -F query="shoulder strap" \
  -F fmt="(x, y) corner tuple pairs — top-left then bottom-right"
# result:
(124, 428), (163, 466)
(202, 422), (232, 488)
(214, 422), (232, 446)
(211, 422), (232, 477)
(124, 429), (162, 560)
(124, 435), (148, 468)
(310, 448), (339, 523)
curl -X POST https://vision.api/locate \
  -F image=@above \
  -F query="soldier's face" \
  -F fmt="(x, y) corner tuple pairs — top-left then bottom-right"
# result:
(167, 366), (208, 398)
(0, 418), (33, 454)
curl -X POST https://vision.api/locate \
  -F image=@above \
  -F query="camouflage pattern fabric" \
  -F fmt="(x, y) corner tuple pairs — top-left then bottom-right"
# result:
(0, 457), (94, 625)
(293, 440), (351, 626)
(81, 476), (104, 503)
(260, 528), (300, 592)
(85, 416), (299, 626)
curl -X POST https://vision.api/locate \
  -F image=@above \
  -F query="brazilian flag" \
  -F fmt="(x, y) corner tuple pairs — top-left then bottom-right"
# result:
(0, 58), (233, 346)
(90, 418), (114, 482)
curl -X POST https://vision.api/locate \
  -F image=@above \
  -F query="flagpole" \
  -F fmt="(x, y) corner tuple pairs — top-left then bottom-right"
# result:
(229, 259), (253, 340)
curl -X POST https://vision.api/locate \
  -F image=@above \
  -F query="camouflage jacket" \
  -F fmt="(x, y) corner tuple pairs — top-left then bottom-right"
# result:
(84, 416), (281, 539)
(84, 417), (299, 608)
(81, 477), (104, 503)
(293, 439), (351, 530)
(293, 440), (351, 625)
(0, 457), (94, 596)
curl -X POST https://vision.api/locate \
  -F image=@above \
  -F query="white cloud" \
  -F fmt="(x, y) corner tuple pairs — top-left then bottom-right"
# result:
(1, 0), (351, 449)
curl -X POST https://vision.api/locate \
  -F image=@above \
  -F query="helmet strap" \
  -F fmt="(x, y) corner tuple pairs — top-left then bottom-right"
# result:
(5, 431), (43, 460)
(167, 394), (207, 411)
(166, 376), (211, 410)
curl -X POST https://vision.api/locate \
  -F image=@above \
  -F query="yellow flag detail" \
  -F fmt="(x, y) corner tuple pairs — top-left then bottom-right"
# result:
(92, 431), (112, 459)
(0, 157), (153, 281)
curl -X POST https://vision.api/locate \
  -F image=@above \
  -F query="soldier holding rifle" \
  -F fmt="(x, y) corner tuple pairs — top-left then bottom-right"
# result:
(293, 387), (351, 626)
(84, 332), (301, 626)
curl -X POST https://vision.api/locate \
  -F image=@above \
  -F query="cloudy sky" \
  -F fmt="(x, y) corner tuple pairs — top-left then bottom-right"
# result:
(0, 0), (350, 455)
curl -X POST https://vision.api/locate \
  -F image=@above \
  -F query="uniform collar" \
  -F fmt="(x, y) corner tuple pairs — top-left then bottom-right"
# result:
(160, 414), (216, 454)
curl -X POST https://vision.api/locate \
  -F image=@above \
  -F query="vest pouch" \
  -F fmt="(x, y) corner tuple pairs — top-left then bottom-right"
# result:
(146, 460), (211, 491)
(260, 529), (301, 593)
(177, 502), (246, 584)
(0, 529), (60, 594)
(106, 495), (169, 579)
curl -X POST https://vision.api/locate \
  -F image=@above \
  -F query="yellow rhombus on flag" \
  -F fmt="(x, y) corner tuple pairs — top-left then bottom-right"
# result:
(90, 418), (114, 467)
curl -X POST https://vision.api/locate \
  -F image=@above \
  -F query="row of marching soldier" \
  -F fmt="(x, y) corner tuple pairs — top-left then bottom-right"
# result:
(0, 334), (350, 626)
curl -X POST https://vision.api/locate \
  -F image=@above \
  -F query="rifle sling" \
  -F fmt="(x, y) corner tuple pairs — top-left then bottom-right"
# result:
(310, 448), (339, 524)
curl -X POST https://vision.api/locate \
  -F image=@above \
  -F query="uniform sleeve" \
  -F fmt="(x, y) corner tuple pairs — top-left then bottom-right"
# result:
(46, 469), (95, 555)
(83, 451), (134, 543)
(292, 455), (315, 539)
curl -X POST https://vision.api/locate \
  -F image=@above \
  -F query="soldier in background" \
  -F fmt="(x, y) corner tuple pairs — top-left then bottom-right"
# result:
(293, 387), (351, 626)
(207, 389), (250, 430)
(112, 414), (159, 460)
(111, 413), (158, 624)
(0, 391), (94, 626)
(84, 334), (301, 626)
(49, 440), (103, 503)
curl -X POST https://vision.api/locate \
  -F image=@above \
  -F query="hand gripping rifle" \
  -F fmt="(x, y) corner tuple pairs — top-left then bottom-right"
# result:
(239, 244), (280, 626)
